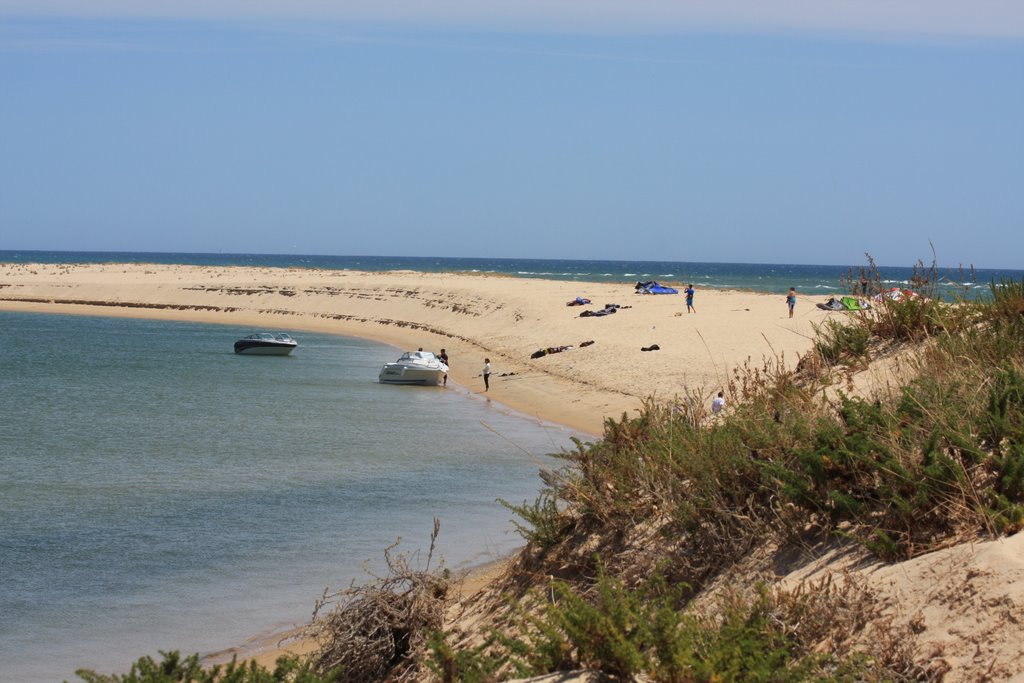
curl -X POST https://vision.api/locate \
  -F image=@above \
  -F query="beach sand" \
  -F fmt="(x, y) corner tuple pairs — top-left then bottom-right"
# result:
(0, 262), (832, 436)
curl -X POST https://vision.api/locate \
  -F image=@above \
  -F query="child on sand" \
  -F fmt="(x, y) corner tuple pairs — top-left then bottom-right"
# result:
(786, 288), (796, 318)
(483, 358), (491, 392)
(685, 284), (696, 313)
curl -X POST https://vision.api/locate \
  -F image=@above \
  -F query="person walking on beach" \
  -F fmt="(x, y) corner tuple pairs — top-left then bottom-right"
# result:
(786, 288), (797, 318)
(438, 348), (449, 386)
(685, 284), (696, 313)
(482, 358), (491, 392)
(711, 391), (725, 415)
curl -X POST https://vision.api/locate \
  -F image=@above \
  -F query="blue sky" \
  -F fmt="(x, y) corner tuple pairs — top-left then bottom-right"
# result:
(1, 3), (1022, 269)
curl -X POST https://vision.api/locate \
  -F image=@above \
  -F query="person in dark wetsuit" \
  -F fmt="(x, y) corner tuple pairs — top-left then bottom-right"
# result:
(438, 348), (449, 386)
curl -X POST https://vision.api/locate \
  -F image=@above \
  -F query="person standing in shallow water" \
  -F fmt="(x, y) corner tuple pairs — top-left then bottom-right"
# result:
(438, 348), (449, 386)
(482, 358), (491, 392)
(685, 284), (696, 313)
(786, 288), (797, 318)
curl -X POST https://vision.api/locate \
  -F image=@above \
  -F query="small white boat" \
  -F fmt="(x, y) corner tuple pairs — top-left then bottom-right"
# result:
(379, 351), (448, 385)
(234, 332), (298, 356)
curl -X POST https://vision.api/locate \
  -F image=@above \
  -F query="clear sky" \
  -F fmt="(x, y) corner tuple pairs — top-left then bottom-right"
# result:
(1, 2), (1022, 269)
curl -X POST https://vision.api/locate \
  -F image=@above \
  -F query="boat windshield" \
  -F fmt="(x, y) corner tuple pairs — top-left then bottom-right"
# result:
(398, 351), (436, 361)
(242, 332), (295, 341)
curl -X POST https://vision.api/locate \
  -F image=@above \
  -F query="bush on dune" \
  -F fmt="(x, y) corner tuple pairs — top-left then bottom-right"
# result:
(73, 651), (333, 683)
(543, 273), (1024, 562)
(471, 272), (1024, 680)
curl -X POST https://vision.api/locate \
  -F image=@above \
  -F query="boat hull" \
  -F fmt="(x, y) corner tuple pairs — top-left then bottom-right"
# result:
(378, 364), (446, 385)
(234, 340), (297, 355)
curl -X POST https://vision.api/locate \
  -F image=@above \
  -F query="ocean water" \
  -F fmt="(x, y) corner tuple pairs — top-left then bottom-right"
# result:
(2, 250), (1020, 300)
(0, 312), (574, 682)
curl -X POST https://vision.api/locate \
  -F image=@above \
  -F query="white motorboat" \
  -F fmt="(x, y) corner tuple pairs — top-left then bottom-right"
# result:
(234, 332), (298, 356)
(378, 351), (448, 385)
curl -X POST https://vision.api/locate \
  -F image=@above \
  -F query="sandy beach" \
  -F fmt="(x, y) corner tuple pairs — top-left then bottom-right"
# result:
(0, 262), (833, 436)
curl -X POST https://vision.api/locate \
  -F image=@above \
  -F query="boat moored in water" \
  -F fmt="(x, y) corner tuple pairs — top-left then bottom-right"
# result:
(378, 351), (448, 385)
(234, 333), (298, 356)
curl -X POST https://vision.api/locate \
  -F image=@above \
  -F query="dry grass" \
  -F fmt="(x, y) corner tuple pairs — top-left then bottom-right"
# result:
(307, 519), (452, 682)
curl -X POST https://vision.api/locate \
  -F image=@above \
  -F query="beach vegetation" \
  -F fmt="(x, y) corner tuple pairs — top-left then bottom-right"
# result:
(813, 318), (871, 365)
(550, 275), (1024, 564)
(989, 276), (1024, 321)
(424, 273), (1024, 680)
(305, 519), (451, 682)
(424, 632), (503, 683)
(73, 651), (333, 683)
(426, 566), (925, 682)
(497, 486), (563, 551)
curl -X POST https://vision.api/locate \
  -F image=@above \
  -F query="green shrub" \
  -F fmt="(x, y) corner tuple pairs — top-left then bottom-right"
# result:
(425, 632), (501, 683)
(982, 367), (1024, 448)
(74, 651), (334, 683)
(989, 277), (1024, 321)
(443, 569), (916, 682)
(814, 319), (871, 364)
(871, 296), (944, 342)
(498, 487), (563, 550)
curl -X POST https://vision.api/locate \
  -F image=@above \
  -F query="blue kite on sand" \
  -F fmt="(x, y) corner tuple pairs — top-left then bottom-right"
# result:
(635, 281), (679, 295)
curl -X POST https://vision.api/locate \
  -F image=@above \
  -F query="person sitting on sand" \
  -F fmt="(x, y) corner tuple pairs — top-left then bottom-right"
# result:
(712, 391), (725, 414)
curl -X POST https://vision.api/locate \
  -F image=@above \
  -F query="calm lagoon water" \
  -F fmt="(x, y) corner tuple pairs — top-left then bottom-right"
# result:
(0, 312), (573, 682)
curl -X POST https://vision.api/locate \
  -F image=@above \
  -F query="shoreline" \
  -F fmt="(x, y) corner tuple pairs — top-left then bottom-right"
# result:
(0, 297), (611, 436)
(0, 261), (833, 436)
(201, 554), (516, 671)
